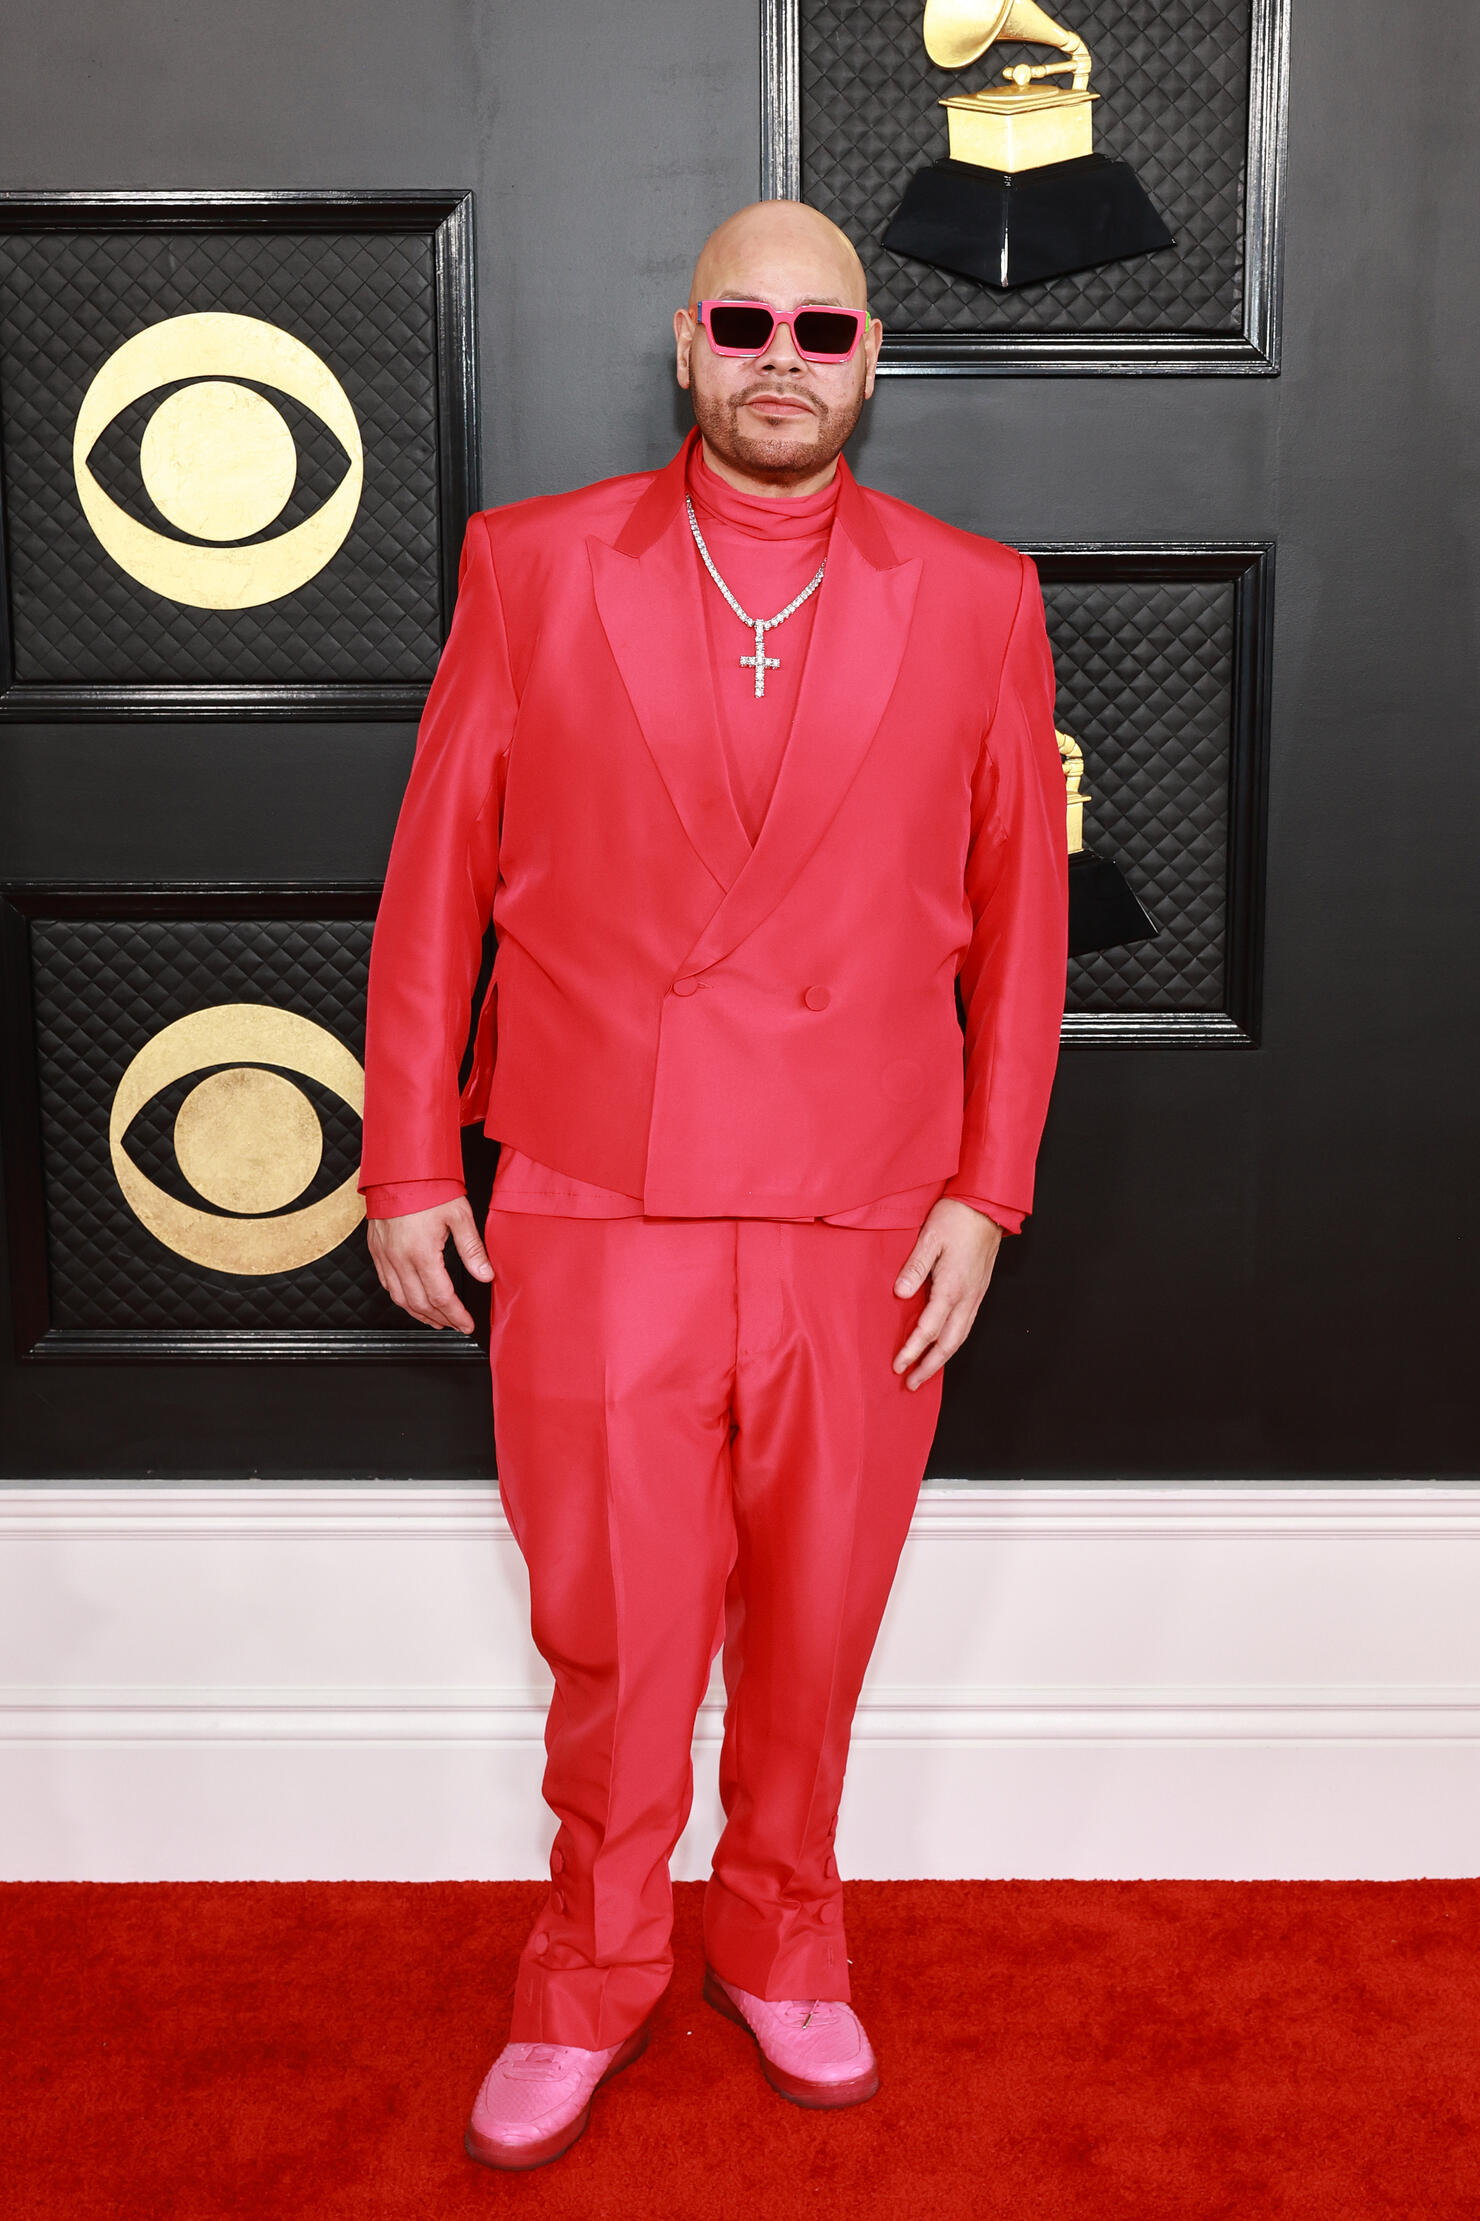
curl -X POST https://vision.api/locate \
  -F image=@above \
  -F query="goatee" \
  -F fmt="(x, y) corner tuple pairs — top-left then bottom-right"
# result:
(689, 379), (863, 489)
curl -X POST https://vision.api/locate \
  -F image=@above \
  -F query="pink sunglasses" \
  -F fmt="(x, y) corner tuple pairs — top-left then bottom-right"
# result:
(696, 298), (872, 363)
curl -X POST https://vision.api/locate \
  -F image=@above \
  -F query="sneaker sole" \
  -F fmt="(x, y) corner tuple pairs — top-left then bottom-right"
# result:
(702, 1967), (880, 2109)
(463, 2019), (651, 2170)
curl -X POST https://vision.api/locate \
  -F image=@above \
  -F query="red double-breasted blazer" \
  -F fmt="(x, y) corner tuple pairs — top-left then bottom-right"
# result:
(359, 432), (1069, 1223)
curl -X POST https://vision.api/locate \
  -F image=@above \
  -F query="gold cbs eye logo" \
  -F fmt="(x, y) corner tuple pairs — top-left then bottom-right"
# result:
(73, 311), (364, 609)
(109, 1005), (366, 1276)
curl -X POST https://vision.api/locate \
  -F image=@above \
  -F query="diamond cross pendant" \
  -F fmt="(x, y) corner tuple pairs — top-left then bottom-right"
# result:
(740, 623), (781, 699)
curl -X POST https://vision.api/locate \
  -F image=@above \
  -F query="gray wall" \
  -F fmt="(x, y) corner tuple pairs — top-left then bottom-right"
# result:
(1, 0), (1474, 1476)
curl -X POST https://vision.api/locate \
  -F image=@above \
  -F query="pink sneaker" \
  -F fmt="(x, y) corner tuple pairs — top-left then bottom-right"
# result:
(463, 2022), (650, 2170)
(703, 1966), (879, 2108)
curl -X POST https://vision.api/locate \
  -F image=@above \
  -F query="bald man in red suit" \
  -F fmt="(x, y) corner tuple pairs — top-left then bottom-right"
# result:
(360, 199), (1067, 2169)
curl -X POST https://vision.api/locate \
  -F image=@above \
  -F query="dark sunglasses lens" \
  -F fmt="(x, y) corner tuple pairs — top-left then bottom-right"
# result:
(707, 304), (776, 352)
(793, 310), (859, 357)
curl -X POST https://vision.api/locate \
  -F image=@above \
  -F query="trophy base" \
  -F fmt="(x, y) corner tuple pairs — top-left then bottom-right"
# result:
(882, 154), (1174, 290)
(1067, 847), (1160, 959)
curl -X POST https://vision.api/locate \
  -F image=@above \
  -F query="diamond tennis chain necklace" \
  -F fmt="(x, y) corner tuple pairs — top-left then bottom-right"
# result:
(685, 494), (827, 701)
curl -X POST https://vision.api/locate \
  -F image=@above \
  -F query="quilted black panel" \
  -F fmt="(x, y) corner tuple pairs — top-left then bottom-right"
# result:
(799, 0), (1249, 334)
(1044, 576), (1233, 1010)
(0, 228), (444, 686)
(28, 914), (432, 1335)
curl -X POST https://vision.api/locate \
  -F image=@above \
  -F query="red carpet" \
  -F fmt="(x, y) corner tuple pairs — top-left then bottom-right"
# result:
(4, 1879), (1478, 2220)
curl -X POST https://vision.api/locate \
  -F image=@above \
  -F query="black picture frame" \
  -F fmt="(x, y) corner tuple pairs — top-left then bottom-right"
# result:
(0, 190), (479, 719)
(762, 0), (1289, 376)
(0, 881), (488, 1363)
(1035, 542), (1273, 1045)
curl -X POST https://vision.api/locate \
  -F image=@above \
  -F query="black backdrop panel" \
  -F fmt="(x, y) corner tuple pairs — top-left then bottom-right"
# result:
(1, 886), (486, 1361)
(769, 0), (1287, 369)
(0, 0), (1472, 1478)
(0, 194), (478, 718)
(1054, 574), (1230, 1012)
(1036, 549), (1272, 1038)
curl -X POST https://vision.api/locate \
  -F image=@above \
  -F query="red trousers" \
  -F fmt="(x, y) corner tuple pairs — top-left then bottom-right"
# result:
(485, 1207), (943, 2048)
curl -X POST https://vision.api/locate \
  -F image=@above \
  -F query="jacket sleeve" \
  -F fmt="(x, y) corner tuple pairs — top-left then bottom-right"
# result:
(362, 1177), (468, 1221)
(949, 1193), (1025, 1237)
(358, 512), (516, 1194)
(941, 553), (1069, 1225)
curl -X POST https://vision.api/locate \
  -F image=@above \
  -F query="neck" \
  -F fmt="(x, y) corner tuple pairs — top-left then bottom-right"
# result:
(698, 435), (841, 502)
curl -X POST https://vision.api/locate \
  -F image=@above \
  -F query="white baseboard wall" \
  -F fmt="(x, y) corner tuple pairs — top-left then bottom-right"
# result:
(3, 1483), (1478, 1883)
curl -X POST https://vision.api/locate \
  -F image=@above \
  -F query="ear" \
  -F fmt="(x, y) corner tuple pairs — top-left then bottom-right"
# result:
(674, 305), (695, 391)
(861, 311), (883, 399)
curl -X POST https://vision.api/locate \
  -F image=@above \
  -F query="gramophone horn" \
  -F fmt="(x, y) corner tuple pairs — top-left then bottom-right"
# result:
(887, 0), (1170, 288)
(923, 0), (1091, 87)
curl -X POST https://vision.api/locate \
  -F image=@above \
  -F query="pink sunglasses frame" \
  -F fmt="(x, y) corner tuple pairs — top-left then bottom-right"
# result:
(695, 298), (872, 364)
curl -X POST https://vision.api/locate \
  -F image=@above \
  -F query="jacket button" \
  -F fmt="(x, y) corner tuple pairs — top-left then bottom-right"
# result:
(550, 1847), (565, 1874)
(803, 985), (830, 1011)
(531, 1931), (549, 1956)
(820, 1901), (839, 1925)
(672, 975), (699, 997)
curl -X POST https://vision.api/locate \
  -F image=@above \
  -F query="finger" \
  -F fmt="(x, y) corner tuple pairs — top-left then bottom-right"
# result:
(413, 1249), (476, 1335)
(449, 1219), (494, 1284)
(906, 1295), (988, 1389)
(389, 1264), (441, 1329)
(371, 1249), (414, 1317)
(905, 1341), (950, 1390)
(893, 1286), (953, 1373)
(905, 1305), (974, 1390)
(381, 1252), (453, 1333)
(369, 1232), (435, 1328)
(893, 1234), (942, 1298)
(369, 1239), (421, 1321)
(412, 1289), (472, 1333)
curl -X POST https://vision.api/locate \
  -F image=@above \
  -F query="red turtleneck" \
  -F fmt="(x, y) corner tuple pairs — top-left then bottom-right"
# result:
(365, 441), (1021, 1234)
(687, 439), (838, 845)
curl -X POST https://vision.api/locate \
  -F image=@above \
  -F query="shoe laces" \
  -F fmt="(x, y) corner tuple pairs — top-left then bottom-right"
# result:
(774, 1997), (847, 2030)
(502, 2041), (576, 2080)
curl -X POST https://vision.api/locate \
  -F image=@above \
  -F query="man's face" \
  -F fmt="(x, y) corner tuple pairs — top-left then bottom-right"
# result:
(674, 227), (882, 487)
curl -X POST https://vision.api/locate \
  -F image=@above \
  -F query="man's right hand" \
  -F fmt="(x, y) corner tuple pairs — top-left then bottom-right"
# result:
(367, 1197), (493, 1334)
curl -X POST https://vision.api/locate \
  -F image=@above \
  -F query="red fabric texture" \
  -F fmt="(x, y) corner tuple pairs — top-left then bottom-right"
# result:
(358, 430), (1067, 1223)
(363, 1167), (1024, 1232)
(686, 437), (836, 845)
(490, 1151), (945, 1226)
(362, 1173), (468, 1219)
(485, 1207), (942, 2045)
(363, 440), (1022, 1233)
(6, 1878), (1479, 2220)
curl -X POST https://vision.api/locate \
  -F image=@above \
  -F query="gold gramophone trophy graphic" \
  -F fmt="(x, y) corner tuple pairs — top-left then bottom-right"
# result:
(1057, 729), (1160, 956)
(883, 0), (1174, 288)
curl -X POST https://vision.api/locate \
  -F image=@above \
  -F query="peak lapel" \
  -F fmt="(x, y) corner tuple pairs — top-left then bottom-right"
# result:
(681, 467), (922, 976)
(587, 440), (753, 896)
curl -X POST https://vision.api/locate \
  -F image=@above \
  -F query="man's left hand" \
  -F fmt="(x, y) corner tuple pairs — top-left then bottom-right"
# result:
(891, 1199), (1004, 1390)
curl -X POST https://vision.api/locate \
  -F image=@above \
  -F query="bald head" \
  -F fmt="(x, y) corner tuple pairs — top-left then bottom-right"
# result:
(675, 200), (880, 496)
(689, 200), (868, 312)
